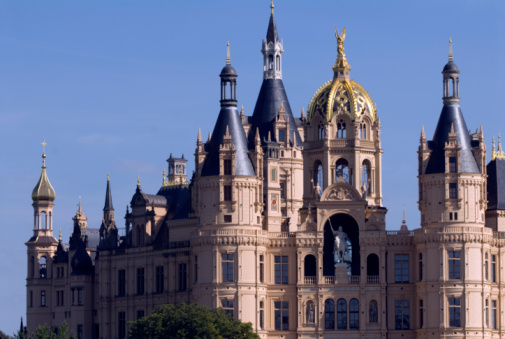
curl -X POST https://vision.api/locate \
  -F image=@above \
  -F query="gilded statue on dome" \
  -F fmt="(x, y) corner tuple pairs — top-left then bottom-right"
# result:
(333, 26), (349, 70)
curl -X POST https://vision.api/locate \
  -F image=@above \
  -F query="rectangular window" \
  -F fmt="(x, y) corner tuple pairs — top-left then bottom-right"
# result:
(178, 263), (187, 291)
(118, 312), (126, 339)
(485, 299), (489, 327)
(418, 253), (423, 281)
(448, 251), (461, 279)
(41, 291), (46, 307)
(224, 215), (232, 223)
(448, 298), (461, 327)
(224, 159), (232, 175)
(419, 300), (424, 328)
(77, 324), (83, 339)
(156, 266), (164, 293)
(194, 256), (198, 283)
(137, 310), (145, 320)
(492, 300), (497, 329)
(136, 268), (145, 295)
(274, 301), (289, 331)
(118, 269), (126, 297)
(278, 129), (285, 142)
(221, 300), (234, 318)
(485, 254), (489, 281)
(224, 185), (232, 201)
(274, 256), (288, 284)
(61, 291), (64, 306)
(259, 301), (264, 330)
(394, 300), (410, 330)
(395, 254), (409, 283)
(449, 183), (457, 199)
(259, 255), (264, 283)
(449, 157), (457, 173)
(222, 253), (234, 282)
(30, 291), (33, 307)
(491, 255), (497, 283)
(77, 289), (83, 305)
(280, 182), (285, 199)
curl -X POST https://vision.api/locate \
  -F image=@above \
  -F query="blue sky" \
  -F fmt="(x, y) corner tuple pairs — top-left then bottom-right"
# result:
(1, 0), (504, 335)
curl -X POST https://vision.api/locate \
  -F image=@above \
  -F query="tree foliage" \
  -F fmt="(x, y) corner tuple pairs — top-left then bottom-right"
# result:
(14, 322), (75, 339)
(129, 303), (259, 339)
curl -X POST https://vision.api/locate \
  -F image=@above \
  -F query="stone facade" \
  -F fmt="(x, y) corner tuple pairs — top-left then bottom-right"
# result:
(25, 6), (505, 339)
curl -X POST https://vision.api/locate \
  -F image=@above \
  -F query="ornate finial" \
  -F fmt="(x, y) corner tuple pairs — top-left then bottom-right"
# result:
(208, 131), (212, 142)
(240, 105), (244, 117)
(226, 41), (231, 65)
(270, 0), (274, 15)
(496, 134), (505, 160)
(197, 128), (202, 142)
(41, 138), (47, 167)
(402, 206), (406, 225)
(301, 107), (305, 120)
(162, 169), (167, 186)
(107, 172), (110, 181)
(59, 228), (62, 241)
(448, 37), (453, 62)
(137, 175), (140, 186)
(77, 196), (82, 214)
(492, 136), (496, 160)
(333, 26), (350, 72)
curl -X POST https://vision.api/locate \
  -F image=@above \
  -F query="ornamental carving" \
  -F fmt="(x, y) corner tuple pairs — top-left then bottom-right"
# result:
(320, 179), (362, 202)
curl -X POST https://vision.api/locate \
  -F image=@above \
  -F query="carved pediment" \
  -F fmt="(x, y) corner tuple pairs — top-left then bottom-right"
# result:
(320, 178), (363, 202)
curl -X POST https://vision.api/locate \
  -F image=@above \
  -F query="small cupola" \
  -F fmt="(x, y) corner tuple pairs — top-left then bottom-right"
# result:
(31, 139), (56, 202)
(220, 42), (238, 107)
(442, 38), (460, 104)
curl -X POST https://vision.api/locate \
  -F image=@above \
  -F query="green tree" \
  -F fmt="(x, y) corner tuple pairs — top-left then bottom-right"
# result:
(14, 322), (76, 339)
(129, 303), (259, 339)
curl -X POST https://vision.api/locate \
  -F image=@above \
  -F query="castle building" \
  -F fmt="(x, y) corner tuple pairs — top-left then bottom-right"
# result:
(25, 4), (505, 339)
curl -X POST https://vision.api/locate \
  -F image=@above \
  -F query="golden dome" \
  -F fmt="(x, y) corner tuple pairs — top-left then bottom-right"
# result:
(307, 27), (376, 123)
(32, 152), (56, 202)
(307, 79), (376, 123)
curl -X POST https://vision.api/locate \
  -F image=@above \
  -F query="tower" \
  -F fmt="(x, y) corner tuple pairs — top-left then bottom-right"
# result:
(98, 174), (118, 250)
(166, 154), (188, 184)
(416, 40), (489, 335)
(26, 140), (58, 333)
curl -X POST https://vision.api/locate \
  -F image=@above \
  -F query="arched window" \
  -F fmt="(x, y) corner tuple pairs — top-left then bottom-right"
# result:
(325, 299), (335, 329)
(304, 255), (316, 278)
(369, 300), (378, 323)
(318, 124), (325, 140)
(306, 301), (315, 324)
(314, 161), (324, 193)
(367, 253), (379, 276)
(337, 299), (347, 329)
(41, 211), (47, 229)
(276, 55), (280, 71)
(336, 158), (350, 184)
(268, 55), (274, 70)
(349, 299), (359, 329)
(39, 256), (47, 278)
(360, 123), (366, 139)
(337, 120), (346, 138)
(361, 160), (371, 194)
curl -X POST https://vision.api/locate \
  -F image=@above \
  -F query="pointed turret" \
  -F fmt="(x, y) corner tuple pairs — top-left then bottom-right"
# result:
(201, 43), (255, 177)
(249, 2), (302, 149)
(424, 40), (479, 174)
(99, 175), (118, 250)
(32, 139), (56, 203)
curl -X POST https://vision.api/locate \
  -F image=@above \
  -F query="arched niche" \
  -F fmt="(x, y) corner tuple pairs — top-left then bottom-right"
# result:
(304, 254), (316, 278)
(367, 253), (379, 276)
(323, 213), (361, 276)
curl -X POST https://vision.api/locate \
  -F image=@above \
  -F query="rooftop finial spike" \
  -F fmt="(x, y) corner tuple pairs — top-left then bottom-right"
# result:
(448, 37), (453, 62)
(59, 228), (62, 242)
(492, 135), (496, 160)
(333, 26), (350, 75)
(162, 168), (167, 186)
(270, 0), (274, 15)
(226, 41), (231, 65)
(41, 138), (47, 168)
(402, 206), (406, 225)
(137, 174), (140, 186)
(197, 128), (202, 142)
(107, 172), (110, 181)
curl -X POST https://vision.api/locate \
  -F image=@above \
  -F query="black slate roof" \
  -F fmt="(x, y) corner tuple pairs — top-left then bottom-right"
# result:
(266, 12), (278, 44)
(248, 79), (302, 149)
(487, 159), (505, 210)
(201, 106), (255, 177)
(425, 103), (480, 174)
(157, 185), (191, 220)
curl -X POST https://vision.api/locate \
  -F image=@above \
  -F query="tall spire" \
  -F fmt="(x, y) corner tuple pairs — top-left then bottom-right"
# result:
(448, 37), (453, 62)
(226, 41), (231, 65)
(492, 134), (505, 160)
(104, 174), (114, 212)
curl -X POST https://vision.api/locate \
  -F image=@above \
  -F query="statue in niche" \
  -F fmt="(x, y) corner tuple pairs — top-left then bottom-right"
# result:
(332, 226), (349, 265)
(306, 301), (315, 324)
(369, 300), (378, 323)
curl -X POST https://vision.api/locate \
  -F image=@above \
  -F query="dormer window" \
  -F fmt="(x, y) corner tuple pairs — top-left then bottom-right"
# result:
(337, 121), (346, 138)
(224, 159), (232, 175)
(279, 130), (285, 142)
(449, 183), (457, 199)
(360, 124), (366, 139)
(318, 124), (325, 140)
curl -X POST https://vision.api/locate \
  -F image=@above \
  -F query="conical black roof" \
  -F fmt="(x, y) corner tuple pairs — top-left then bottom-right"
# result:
(104, 177), (114, 211)
(266, 13), (278, 44)
(248, 79), (302, 149)
(425, 104), (479, 174)
(487, 159), (505, 210)
(201, 106), (255, 177)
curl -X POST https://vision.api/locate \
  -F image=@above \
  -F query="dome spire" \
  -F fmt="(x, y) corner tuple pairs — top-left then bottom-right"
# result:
(32, 139), (56, 202)
(226, 41), (231, 65)
(448, 37), (453, 62)
(333, 26), (350, 79)
(270, 0), (274, 15)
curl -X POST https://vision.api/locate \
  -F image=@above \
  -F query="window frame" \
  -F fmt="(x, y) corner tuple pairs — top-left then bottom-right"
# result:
(394, 254), (409, 283)
(274, 256), (288, 285)
(448, 297), (461, 327)
(448, 251), (461, 280)
(274, 301), (289, 331)
(221, 253), (234, 282)
(394, 300), (410, 330)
